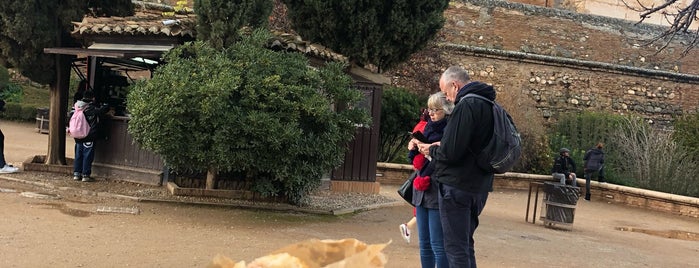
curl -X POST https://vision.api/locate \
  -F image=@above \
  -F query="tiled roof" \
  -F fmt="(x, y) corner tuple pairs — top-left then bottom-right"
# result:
(71, 13), (346, 63)
(267, 31), (347, 63)
(71, 11), (196, 38)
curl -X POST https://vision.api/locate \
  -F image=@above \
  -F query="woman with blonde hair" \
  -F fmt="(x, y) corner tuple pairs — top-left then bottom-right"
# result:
(406, 92), (453, 268)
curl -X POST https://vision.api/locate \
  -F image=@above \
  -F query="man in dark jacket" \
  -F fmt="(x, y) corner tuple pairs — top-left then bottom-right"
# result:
(72, 91), (109, 182)
(583, 142), (605, 200)
(419, 66), (495, 268)
(552, 148), (577, 187)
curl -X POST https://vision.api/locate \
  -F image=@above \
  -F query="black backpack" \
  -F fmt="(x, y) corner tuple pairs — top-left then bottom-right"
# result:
(464, 94), (522, 174)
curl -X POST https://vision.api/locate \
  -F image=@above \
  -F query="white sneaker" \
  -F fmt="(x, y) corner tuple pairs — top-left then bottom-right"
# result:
(399, 223), (411, 243)
(0, 165), (18, 174)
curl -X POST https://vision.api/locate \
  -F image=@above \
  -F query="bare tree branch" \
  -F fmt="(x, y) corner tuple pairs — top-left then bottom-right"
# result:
(622, 0), (699, 57)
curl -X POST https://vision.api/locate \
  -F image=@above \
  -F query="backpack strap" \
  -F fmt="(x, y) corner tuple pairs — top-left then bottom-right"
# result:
(462, 93), (494, 105)
(460, 93), (495, 157)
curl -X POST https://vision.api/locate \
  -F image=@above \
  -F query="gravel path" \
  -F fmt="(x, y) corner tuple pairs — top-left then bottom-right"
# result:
(0, 170), (402, 215)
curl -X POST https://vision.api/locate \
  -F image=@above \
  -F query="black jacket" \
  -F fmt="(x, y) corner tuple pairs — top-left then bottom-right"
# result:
(430, 82), (496, 193)
(551, 156), (576, 176)
(583, 148), (604, 172)
(412, 117), (448, 209)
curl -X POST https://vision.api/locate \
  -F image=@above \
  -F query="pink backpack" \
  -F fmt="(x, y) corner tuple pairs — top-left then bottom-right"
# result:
(68, 103), (91, 139)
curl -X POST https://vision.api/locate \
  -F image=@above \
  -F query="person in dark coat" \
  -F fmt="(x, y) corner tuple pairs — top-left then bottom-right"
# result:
(552, 148), (578, 187)
(409, 92), (453, 268)
(71, 91), (109, 182)
(419, 66), (496, 268)
(583, 142), (606, 200)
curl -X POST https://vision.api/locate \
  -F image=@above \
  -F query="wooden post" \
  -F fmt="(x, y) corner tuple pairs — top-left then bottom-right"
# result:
(45, 53), (71, 165)
(206, 167), (218, 189)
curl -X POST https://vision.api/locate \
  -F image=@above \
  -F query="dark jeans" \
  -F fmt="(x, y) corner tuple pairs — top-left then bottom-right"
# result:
(73, 141), (95, 176)
(438, 183), (489, 268)
(584, 166), (605, 198)
(416, 205), (448, 268)
(0, 129), (5, 166)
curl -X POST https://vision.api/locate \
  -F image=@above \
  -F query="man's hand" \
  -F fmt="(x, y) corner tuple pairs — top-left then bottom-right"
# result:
(417, 143), (434, 156)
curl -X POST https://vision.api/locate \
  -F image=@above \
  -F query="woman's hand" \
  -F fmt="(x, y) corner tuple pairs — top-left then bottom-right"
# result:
(407, 138), (421, 150)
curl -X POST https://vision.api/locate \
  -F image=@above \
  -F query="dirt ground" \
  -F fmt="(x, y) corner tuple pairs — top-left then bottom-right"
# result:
(1, 120), (698, 268)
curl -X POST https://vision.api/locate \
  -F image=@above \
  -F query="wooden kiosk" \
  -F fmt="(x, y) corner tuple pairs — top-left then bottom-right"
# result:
(38, 11), (385, 192)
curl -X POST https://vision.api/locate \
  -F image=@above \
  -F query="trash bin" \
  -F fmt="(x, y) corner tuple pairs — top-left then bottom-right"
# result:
(541, 181), (580, 228)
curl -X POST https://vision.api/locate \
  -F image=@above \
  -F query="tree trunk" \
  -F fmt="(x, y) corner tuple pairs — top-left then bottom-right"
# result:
(205, 167), (218, 189)
(45, 30), (72, 165)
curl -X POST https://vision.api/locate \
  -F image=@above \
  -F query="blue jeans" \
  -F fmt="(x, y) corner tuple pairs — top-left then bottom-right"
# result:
(438, 183), (488, 268)
(416, 205), (448, 268)
(73, 141), (95, 176)
(584, 166), (605, 198)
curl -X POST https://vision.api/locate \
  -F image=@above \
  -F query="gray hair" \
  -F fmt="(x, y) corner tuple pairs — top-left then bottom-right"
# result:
(441, 66), (470, 85)
(427, 92), (454, 115)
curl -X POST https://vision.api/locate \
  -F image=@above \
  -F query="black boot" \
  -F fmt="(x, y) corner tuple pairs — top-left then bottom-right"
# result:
(585, 194), (591, 201)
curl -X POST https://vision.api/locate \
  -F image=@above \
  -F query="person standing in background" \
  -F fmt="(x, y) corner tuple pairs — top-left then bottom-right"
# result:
(583, 142), (605, 201)
(70, 91), (109, 182)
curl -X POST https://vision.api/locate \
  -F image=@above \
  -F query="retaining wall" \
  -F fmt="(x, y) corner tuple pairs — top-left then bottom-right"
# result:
(377, 162), (699, 218)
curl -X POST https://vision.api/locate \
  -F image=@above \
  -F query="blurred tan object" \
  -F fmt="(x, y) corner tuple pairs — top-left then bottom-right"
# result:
(207, 238), (389, 268)
(207, 254), (245, 268)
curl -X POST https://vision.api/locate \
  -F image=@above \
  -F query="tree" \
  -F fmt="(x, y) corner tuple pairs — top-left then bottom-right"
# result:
(127, 31), (369, 204)
(282, 0), (450, 72)
(0, 1), (133, 84)
(378, 86), (422, 163)
(624, 0), (699, 55)
(0, 1), (132, 165)
(195, 0), (273, 49)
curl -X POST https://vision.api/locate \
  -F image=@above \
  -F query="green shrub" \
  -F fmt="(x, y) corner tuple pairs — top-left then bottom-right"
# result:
(1, 83), (23, 103)
(549, 111), (625, 182)
(378, 86), (423, 163)
(610, 116), (699, 197)
(673, 110), (699, 160)
(128, 31), (369, 204)
(0, 102), (40, 122)
(3, 102), (21, 119)
(0, 65), (9, 90)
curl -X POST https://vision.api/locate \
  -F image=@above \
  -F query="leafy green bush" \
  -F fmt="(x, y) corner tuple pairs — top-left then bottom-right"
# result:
(1, 83), (23, 103)
(2, 103), (21, 119)
(672, 110), (699, 160)
(0, 65), (9, 90)
(0, 102), (40, 121)
(195, 0), (272, 49)
(378, 86), (423, 163)
(610, 116), (699, 197)
(128, 31), (369, 204)
(549, 111), (625, 182)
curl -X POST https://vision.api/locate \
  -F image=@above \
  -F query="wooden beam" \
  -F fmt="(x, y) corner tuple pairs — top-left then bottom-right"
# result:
(44, 47), (162, 59)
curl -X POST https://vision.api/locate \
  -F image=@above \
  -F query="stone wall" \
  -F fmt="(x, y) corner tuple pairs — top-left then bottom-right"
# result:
(387, 0), (699, 124)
